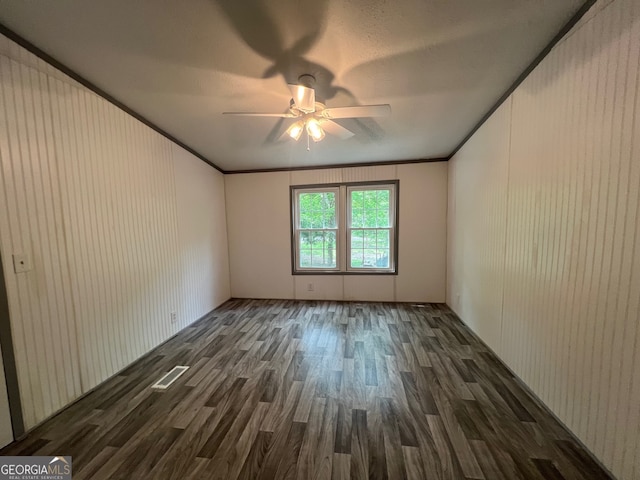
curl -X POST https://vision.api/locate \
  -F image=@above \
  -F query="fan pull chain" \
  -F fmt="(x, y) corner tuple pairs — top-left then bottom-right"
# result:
(307, 130), (310, 151)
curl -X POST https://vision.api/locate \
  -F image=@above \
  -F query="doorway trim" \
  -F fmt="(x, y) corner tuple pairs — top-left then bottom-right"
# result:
(0, 253), (25, 438)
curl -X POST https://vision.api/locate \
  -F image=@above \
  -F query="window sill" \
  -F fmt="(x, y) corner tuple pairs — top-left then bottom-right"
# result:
(292, 270), (398, 276)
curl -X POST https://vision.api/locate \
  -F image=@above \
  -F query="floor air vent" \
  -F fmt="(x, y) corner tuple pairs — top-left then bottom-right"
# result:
(151, 366), (189, 389)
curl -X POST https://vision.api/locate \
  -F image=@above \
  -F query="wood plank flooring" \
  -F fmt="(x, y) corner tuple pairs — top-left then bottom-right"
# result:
(1, 299), (611, 479)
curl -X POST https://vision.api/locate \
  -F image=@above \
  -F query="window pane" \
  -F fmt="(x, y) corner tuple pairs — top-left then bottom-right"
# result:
(351, 190), (364, 208)
(310, 211), (323, 229)
(300, 230), (337, 269)
(350, 189), (392, 228)
(322, 193), (336, 228)
(376, 249), (390, 268)
(299, 249), (312, 267)
(351, 208), (364, 228)
(323, 211), (336, 228)
(363, 230), (377, 248)
(300, 211), (312, 229)
(299, 192), (335, 229)
(377, 230), (390, 248)
(377, 190), (390, 208)
(326, 246), (337, 265)
(351, 230), (364, 248)
(363, 249), (377, 267)
(312, 250), (325, 266)
(350, 229), (391, 269)
(351, 249), (364, 267)
(299, 193), (314, 228)
(299, 232), (311, 268)
(364, 191), (377, 206)
(299, 193), (312, 211)
(300, 192), (320, 210)
(364, 209), (377, 227)
(376, 209), (390, 227)
(325, 230), (336, 250)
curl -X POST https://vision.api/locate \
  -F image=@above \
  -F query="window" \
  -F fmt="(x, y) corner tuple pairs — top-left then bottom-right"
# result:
(347, 186), (394, 271)
(291, 181), (398, 274)
(294, 188), (339, 271)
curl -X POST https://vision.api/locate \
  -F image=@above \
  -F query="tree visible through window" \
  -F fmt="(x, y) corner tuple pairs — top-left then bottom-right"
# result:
(298, 191), (337, 268)
(291, 181), (397, 274)
(348, 188), (392, 269)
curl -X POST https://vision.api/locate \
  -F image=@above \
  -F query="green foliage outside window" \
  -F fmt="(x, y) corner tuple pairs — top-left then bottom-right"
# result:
(350, 189), (391, 268)
(298, 192), (337, 268)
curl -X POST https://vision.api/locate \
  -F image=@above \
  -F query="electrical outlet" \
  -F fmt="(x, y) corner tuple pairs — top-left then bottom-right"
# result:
(170, 312), (177, 324)
(307, 283), (314, 292)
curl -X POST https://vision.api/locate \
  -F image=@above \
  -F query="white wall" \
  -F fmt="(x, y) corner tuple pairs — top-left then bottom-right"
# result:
(448, 0), (640, 477)
(448, 100), (511, 356)
(0, 34), (230, 429)
(173, 144), (231, 327)
(225, 162), (447, 302)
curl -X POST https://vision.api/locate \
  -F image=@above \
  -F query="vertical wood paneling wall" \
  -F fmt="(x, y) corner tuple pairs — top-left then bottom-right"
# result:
(447, 100), (512, 358)
(448, 0), (640, 477)
(0, 34), (230, 429)
(173, 143), (230, 326)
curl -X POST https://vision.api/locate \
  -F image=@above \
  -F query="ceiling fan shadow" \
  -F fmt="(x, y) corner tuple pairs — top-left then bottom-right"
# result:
(262, 117), (291, 146)
(342, 20), (544, 99)
(213, 0), (353, 105)
(213, 0), (292, 64)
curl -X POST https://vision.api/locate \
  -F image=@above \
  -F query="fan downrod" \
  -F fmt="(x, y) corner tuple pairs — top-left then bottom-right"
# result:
(298, 74), (316, 88)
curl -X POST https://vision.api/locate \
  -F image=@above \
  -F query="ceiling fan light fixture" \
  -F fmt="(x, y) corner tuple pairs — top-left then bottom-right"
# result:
(306, 118), (325, 142)
(224, 74), (388, 144)
(286, 121), (304, 141)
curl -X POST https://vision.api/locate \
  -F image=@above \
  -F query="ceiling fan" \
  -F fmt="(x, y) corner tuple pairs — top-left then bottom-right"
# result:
(223, 74), (391, 144)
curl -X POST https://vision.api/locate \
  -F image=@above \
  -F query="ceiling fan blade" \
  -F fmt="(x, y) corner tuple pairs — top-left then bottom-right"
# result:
(222, 112), (297, 117)
(322, 104), (391, 119)
(288, 84), (315, 113)
(321, 120), (355, 140)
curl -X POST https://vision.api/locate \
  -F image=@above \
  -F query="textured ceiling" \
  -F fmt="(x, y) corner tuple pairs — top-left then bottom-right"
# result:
(0, 0), (584, 171)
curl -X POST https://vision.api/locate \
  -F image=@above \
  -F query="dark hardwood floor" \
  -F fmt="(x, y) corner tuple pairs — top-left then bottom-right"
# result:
(1, 299), (611, 479)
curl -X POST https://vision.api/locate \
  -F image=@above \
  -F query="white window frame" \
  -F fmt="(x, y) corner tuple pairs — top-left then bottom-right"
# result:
(346, 183), (396, 273)
(292, 186), (341, 273)
(291, 181), (398, 275)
